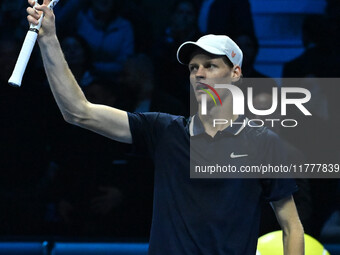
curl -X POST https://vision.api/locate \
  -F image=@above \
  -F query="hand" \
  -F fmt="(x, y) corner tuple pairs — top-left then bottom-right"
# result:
(58, 200), (75, 223)
(90, 186), (123, 215)
(26, 0), (56, 39)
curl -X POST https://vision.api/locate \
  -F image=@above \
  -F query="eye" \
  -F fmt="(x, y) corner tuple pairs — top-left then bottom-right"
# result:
(189, 65), (198, 72)
(205, 63), (216, 69)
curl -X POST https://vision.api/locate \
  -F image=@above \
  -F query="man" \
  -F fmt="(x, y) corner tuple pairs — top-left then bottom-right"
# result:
(26, 1), (304, 254)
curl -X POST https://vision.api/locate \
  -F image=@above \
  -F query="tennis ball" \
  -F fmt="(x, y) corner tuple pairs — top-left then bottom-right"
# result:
(256, 230), (330, 255)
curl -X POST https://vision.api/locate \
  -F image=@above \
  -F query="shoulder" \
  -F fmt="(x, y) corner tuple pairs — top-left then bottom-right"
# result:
(127, 112), (187, 149)
(128, 112), (185, 128)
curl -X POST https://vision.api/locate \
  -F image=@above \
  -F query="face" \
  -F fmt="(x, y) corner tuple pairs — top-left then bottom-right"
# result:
(172, 2), (196, 31)
(189, 53), (235, 104)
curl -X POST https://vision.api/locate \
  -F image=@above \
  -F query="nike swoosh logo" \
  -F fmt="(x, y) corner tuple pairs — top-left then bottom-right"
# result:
(230, 152), (248, 158)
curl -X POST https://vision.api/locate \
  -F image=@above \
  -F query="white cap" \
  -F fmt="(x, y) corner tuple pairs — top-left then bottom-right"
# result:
(177, 34), (243, 67)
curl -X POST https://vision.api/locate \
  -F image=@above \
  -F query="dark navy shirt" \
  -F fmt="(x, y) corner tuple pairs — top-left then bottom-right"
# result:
(128, 112), (297, 255)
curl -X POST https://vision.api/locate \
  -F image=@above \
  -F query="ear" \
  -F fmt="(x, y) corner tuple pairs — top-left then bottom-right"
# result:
(231, 66), (242, 82)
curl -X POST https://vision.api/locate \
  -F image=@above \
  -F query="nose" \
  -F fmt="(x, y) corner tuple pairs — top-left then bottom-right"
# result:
(195, 66), (206, 79)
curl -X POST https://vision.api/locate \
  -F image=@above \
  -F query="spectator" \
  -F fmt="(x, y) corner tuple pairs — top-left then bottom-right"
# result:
(56, 0), (134, 81)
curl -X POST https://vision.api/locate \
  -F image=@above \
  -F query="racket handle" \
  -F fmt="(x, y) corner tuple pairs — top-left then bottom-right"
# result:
(8, 30), (38, 87)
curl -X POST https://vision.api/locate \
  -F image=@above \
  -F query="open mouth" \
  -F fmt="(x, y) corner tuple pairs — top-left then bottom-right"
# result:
(194, 82), (223, 106)
(196, 82), (209, 90)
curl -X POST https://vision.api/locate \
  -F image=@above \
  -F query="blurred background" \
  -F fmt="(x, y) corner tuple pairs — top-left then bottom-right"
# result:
(0, 0), (339, 253)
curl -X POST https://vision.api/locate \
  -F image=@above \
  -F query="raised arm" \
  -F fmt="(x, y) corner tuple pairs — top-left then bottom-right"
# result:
(26, 0), (132, 144)
(271, 195), (305, 255)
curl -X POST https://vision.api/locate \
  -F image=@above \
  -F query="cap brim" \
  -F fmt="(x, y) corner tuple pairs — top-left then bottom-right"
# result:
(176, 41), (225, 65)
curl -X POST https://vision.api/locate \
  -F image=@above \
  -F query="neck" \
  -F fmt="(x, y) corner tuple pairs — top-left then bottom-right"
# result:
(197, 95), (238, 137)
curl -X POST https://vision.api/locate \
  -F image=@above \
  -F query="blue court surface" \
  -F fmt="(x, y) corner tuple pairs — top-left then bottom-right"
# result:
(0, 242), (149, 255)
(0, 241), (340, 255)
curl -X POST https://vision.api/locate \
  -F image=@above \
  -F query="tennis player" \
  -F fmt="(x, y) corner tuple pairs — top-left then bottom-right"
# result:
(27, 0), (304, 254)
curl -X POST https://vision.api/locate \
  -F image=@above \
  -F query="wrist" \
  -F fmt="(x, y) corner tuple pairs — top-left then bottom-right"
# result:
(38, 34), (58, 47)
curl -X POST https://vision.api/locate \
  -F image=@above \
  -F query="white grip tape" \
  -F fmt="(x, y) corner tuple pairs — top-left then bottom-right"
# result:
(8, 31), (38, 87)
(8, 0), (60, 87)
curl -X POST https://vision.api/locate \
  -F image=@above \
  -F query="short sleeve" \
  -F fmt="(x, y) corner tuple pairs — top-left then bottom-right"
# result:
(127, 112), (177, 158)
(260, 129), (298, 202)
(261, 178), (298, 202)
(262, 129), (287, 165)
